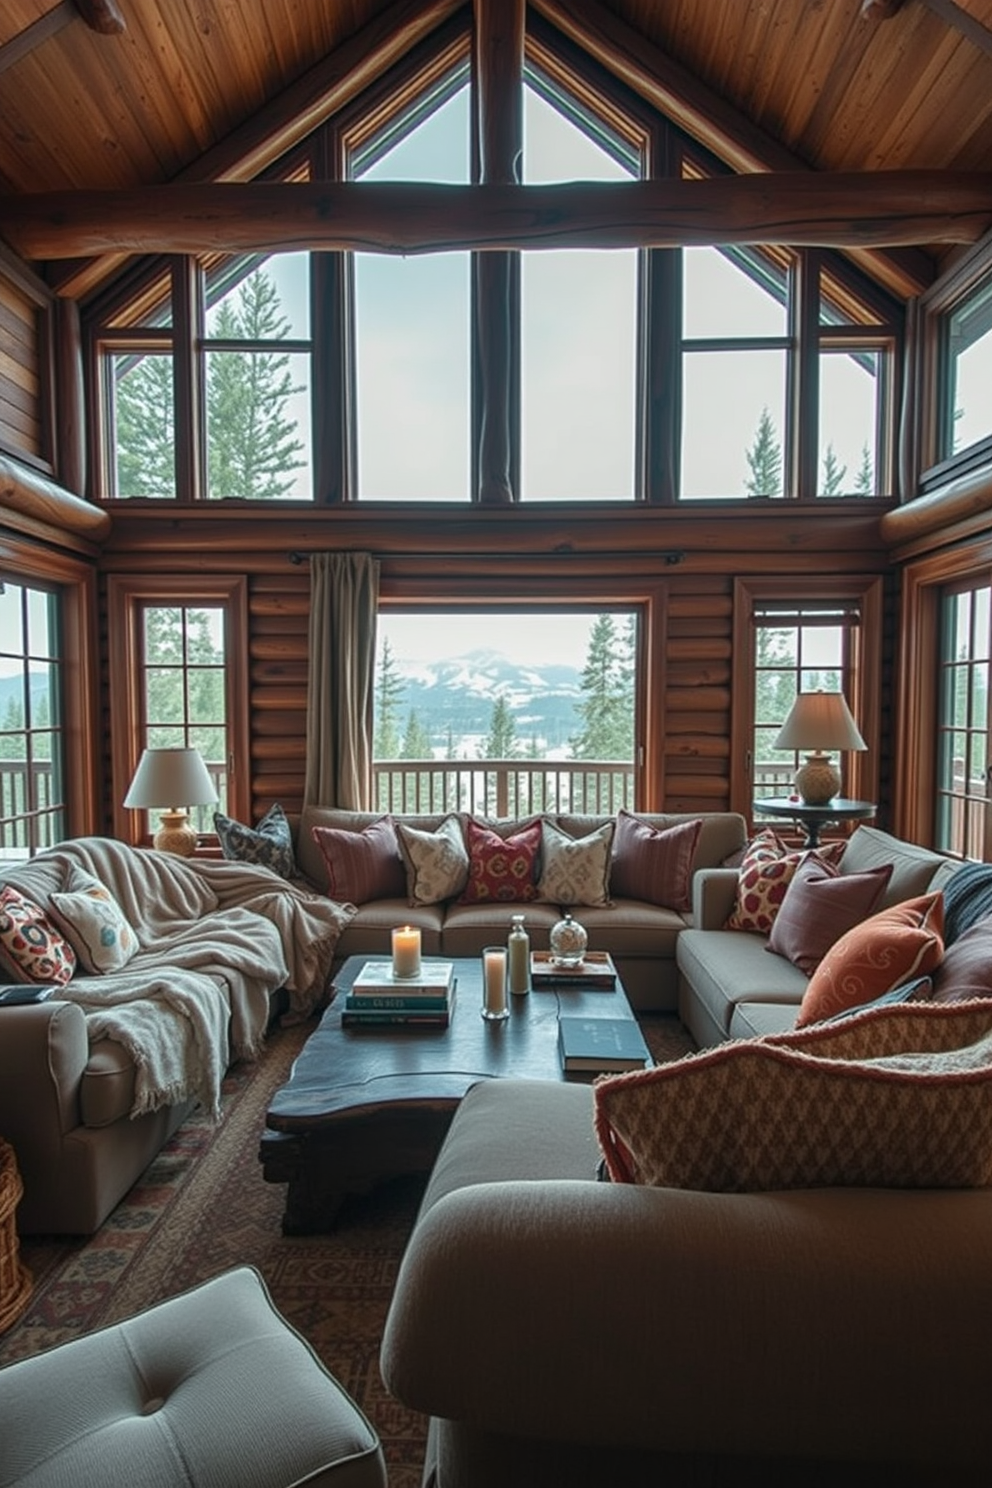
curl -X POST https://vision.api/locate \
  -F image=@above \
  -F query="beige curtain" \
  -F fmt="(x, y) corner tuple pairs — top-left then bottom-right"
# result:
(304, 551), (380, 809)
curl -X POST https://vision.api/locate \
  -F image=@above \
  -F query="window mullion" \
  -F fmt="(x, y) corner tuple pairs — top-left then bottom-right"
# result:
(787, 249), (820, 500)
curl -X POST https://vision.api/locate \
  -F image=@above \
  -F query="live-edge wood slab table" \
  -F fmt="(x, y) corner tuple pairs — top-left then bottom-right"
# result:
(259, 954), (645, 1234)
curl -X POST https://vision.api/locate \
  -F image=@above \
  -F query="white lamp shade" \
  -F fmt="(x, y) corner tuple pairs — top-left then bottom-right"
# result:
(773, 691), (866, 753)
(124, 747), (219, 810)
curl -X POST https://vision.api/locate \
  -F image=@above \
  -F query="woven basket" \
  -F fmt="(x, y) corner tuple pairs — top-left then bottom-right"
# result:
(0, 1138), (32, 1334)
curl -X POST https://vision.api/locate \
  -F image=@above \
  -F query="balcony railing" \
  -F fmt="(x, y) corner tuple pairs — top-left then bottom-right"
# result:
(373, 759), (634, 817)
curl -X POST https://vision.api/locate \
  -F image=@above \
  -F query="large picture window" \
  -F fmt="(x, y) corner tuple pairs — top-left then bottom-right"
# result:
(0, 578), (66, 859)
(937, 582), (992, 861)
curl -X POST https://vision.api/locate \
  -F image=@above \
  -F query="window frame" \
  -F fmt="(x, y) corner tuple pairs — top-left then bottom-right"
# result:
(106, 574), (250, 846)
(732, 575), (883, 826)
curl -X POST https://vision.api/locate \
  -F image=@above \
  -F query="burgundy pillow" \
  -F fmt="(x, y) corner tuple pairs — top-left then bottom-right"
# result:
(766, 855), (893, 976)
(311, 816), (406, 903)
(931, 916), (992, 1003)
(610, 811), (702, 912)
(459, 817), (541, 904)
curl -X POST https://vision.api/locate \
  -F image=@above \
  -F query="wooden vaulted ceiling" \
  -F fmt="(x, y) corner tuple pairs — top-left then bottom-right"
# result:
(1, 0), (992, 298)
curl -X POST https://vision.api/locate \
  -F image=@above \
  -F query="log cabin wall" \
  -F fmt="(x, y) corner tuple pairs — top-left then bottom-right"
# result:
(0, 254), (52, 476)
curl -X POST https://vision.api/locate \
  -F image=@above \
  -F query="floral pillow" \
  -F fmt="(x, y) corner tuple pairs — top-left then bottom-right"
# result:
(536, 818), (615, 908)
(48, 865), (139, 975)
(0, 884), (76, 985)
(724, 827), (845, 934)
(214, 802), (296, 880)
(396, 815), (470, 906)
(459, 817), (541, 904)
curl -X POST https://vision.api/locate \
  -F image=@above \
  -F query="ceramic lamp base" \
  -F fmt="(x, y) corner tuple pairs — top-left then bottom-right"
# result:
(153, 810), (198, 856)
(793, 753), (841, 807)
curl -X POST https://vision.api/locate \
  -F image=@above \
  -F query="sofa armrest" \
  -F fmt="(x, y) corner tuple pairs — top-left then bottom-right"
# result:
(381, 1178), (992, 1467)
(0, 1001), (88, 1160)
(691, 866), (739, 928)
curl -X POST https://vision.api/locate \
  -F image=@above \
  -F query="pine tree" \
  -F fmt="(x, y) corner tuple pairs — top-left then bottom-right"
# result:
(114, 353), (175, 497)
(854, 442), (874, 495)
(374, 637), (405, 760)
(744, 407), (782, 497)
(570, 614), (630, 761)
(820, 442), (847, 496)
(481, 694), (518, 760)
(401, 709), (432, 760)
(207, 270), (305, 499)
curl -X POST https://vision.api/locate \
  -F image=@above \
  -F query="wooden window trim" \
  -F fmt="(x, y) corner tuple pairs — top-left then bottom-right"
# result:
(107, 574), (250, 844)
(732, 575), (884, 823)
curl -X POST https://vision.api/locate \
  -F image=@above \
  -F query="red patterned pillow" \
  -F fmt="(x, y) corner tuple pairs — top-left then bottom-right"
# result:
(610, 811), (701, 912)
(459, 817), (541, 904)
(797, 892), (945, 1026)
(0, 884), (76, 985)
(724, 828), (845, 934)
(311, 816), (407, 903)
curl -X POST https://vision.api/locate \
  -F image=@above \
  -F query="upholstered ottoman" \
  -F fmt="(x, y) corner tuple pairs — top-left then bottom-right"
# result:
(0, 1266), (387, 1488)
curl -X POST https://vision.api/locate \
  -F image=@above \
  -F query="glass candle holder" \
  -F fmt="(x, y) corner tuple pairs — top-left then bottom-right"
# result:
(481, 945), (510, 1021)
(391, 925), (422, 979)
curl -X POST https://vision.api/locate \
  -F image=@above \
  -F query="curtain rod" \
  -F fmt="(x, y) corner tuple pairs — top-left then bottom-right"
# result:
(287, 549), (686, 566)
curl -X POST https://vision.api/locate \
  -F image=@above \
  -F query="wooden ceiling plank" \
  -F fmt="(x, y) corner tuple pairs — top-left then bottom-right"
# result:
(921, 0), (992, 57)
(531, 0), (934, 296)
(0, 2), (74, 75)
(4, 172), (989, 259)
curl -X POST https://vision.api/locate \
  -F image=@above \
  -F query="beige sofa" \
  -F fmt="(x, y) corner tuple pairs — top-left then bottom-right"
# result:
(381, 1074), (992, 1487)
(676, 825), (961, 1046)
(296, 807), (748, 1012)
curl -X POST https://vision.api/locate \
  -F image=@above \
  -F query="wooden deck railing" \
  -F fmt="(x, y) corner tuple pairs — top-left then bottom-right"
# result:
(372, 759), (634, 817)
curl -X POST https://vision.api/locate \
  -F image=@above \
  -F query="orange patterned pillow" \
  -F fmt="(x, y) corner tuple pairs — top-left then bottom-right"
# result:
(796, 892), (945, 1027)
(724, 828), (845, 934)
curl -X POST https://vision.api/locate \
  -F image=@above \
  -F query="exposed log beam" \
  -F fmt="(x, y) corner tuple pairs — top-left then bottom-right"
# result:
(533, 0), (933, 297)
(4, 174), (990, 261)
(73, 0), (125, 34)
(475, 0), (524, 505)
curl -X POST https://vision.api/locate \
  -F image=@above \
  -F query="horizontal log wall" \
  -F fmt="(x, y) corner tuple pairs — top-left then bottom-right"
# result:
(0, 271), (43, 465)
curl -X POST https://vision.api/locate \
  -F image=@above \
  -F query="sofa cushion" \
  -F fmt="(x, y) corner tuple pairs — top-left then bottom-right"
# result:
(80, 1038), (138, 1127)
(838, 824), (949, 910)
(0, 884), (76, 985)
(440, 901), (560, 959)
(932, 914), (992, 1003)
(459, 816), (541, 903)
(214, 802), (296, 880)
(766, 856), (892, 975)
(796, 892), (945, 1026)
(336, 900), (445, 959)
(311, 816), (406, 903)
(724, 829), (846, 934)
(48, 866), (139, 975)
(396, 814), (470, 905)
(677, 928), (807, 1040)
(595, 999), (992, 1191)
(609, 811), (700, 912)
(536, 818), (614, 907)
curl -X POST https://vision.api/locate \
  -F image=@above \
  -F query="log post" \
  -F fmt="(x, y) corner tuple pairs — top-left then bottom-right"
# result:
(53, 297), (86, 499)
(475, 0), (524, 505)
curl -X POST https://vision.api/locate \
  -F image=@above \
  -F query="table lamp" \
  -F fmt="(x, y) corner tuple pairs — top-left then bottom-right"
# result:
(773, 690), (866, 806)
(123, 746), (218, 855)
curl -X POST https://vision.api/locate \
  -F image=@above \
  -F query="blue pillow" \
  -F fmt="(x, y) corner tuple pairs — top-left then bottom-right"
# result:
(214, 803), (296, 880)
(825, 974), (932, 1022)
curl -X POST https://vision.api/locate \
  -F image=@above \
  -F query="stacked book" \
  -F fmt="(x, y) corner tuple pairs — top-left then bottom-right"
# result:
(340, 959), (456, 1028)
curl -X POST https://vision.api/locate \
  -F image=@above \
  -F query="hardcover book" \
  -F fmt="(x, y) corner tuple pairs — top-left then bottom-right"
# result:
(341, 981), (457, 1028)
(349, 959), (455, 997)
(557, 1015), (650, 1073)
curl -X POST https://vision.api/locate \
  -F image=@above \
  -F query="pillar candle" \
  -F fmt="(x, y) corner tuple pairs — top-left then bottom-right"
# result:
(392, 925), (421, 979)
(483, 946), (508, 1017)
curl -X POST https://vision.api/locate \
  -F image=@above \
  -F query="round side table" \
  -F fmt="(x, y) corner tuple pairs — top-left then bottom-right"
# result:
(0, 1137), (33, 1334)
(753, 797), (876, 849)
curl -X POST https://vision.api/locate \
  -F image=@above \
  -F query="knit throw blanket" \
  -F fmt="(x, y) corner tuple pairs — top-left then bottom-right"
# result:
(942, 862), (992, 946)
(3, 838), (354, 1119)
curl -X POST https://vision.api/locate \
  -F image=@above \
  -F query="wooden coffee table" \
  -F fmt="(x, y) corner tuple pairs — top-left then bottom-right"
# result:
(259, 955), (645, 1233)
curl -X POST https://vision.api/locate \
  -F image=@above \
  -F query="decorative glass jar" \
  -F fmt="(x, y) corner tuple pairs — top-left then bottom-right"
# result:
(549, 910), (588, 968)
(508, 913), (530, 994)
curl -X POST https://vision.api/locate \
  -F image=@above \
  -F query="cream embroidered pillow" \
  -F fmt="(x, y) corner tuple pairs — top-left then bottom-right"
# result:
(49, 865), (139, 975)
(537, 818), (614, 907)
(396, 815), (469, 906)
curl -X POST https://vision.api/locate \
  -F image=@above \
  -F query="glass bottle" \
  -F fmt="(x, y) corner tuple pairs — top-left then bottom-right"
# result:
(549, 910), (588, 968)
(508, 913), (530, 994)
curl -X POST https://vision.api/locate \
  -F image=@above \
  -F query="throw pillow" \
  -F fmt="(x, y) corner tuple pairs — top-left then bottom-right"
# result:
(796, 892), (945, 1026)
(0, 884), (76, 985)
(594, 999), (992, 1192)
(459, 817), (541, 904)
(932, 914), (992, 1003)
(724, 828), (846, 934)
(536, 818), (614, 908)
(311, 816), (407, 903)
(48, 865), (139, 975)
(214, 802), (296, 879)
(396, 814), (469, 906)
(766, 855), (893, 975)
(610, 811), (701, 912)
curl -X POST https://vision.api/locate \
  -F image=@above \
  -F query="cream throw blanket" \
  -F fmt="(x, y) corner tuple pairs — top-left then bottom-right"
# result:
(5, 838), (354, 1120)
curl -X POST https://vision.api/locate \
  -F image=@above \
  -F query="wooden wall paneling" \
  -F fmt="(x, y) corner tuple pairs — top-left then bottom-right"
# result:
(248, 572), (310, 818)
(662, 574), (733, 812)
(0, 274), (43, 462)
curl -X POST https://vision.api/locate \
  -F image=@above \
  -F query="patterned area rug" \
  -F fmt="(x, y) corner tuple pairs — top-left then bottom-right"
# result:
(0, 1012), (695, 1487)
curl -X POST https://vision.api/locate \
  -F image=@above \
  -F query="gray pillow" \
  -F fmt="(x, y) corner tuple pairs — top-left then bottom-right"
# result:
(214, 802), (296, 879)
